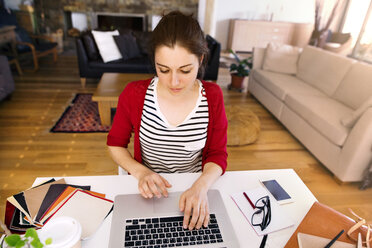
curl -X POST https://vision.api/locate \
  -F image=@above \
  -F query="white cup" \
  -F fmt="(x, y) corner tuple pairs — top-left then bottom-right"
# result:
(38, 216), (82, 248)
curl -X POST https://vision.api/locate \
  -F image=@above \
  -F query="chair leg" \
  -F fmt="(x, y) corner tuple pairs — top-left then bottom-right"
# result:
(32, 55), (39, 72)
(80, 77), (86, 88)
(9, 59), (23, 76)
(14, 60), (23, 76)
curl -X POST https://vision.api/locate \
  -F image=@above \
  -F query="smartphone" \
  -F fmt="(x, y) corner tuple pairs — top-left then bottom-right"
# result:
(260, 179), (293, 204)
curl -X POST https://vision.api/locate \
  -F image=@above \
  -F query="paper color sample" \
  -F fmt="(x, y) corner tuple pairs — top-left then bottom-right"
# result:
(11, 207), (36, 230)
(297, 233), (354, 248)
(231, 187), (294, 236)
(4, 201), (36, 234)
(26, 178), (56, 190)
(7, 193), (32, 222)
(19, 212), (30, 225)
(40, 186), (105, 224)
(47, 189), (113, 239)
(23, 179), (66, 222)
(35, 184), (91, 223)
(9, 178), (56, 223)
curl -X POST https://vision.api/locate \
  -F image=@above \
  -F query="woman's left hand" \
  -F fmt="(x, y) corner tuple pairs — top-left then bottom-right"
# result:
(179, 184), (210, 230)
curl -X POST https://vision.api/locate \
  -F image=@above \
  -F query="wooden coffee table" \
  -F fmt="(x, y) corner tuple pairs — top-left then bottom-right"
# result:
(92, 73), (154, 126)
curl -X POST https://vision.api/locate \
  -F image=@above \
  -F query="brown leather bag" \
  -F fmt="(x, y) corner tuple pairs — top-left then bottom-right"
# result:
(285, 202), (370, 247)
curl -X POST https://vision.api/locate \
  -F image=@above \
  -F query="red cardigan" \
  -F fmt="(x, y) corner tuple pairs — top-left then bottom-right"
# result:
(107, 78), (228, 173)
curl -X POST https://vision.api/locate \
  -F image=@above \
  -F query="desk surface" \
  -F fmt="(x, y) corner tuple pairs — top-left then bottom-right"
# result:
(33, 169), (317, 248)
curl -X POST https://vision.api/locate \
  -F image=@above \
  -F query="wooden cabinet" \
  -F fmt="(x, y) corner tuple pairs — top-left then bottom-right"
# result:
(227, 20), (313, 52)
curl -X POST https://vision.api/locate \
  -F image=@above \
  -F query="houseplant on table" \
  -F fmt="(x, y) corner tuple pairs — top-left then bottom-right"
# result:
(1, 228), (52, 248)
(228, 49), (252, 92)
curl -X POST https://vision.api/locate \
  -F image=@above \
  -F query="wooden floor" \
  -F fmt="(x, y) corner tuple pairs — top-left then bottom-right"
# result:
(0, 55), (371, 228)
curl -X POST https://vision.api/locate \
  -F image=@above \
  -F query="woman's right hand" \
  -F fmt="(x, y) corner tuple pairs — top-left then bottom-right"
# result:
(137, 168), (172, 198)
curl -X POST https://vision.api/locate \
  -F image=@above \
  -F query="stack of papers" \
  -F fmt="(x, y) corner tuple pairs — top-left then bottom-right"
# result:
(231, 187), (294, 236)
(4, 178), (113, 239)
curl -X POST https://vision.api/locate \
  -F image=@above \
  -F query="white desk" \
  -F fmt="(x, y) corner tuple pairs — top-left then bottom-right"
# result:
(33, 169), (317, 248)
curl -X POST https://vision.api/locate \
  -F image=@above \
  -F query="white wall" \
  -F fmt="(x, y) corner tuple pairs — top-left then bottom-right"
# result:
(4, 0), (22, 9)
(200, 0), (315, 50)
(198, 0), (207, 31)
(71, 12), (88, 31)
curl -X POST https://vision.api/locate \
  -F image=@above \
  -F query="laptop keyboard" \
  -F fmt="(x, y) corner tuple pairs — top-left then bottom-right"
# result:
(124, 214), (224, 247)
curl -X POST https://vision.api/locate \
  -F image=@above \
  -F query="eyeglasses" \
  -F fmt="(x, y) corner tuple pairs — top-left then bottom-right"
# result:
(251, 196), (272, 231)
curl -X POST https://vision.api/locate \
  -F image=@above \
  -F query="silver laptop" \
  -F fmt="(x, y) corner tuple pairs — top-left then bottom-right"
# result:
(108, 189), (239, 247)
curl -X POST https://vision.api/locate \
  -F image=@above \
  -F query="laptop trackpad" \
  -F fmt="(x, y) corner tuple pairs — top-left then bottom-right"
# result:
(153, 194), (180, 214)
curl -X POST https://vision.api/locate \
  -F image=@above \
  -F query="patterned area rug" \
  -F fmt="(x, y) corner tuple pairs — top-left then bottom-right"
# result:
(51, 94), (111, 133)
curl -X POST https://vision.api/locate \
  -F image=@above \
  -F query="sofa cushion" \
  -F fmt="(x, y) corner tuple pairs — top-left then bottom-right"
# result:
(92, 30), (122, 63)
(133, 31), (151, 56)
(113, 34), (142, 60)
(332, 62), (372, 110)
(253, 69), (326, 101)
(262, 43), (301, 75)
(284, 93), (352, 146)
(82, 33), (100, 61)
(296, 46), (353, 96)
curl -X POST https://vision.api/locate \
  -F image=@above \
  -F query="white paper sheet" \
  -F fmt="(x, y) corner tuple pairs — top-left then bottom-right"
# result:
(47, 190), (113, 239)
(297, 233), (355, 248)
(231, 187), (294, 236)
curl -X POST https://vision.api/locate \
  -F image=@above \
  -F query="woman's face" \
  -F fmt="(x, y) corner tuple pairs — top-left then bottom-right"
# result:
(155, 44), (201, 96)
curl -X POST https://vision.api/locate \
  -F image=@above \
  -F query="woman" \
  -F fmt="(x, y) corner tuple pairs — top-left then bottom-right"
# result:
(107, 11), (227, 231)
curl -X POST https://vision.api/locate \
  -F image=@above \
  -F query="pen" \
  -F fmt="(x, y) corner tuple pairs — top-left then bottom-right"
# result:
(260, 234), (268, 248)
(324, 229), (344, 248)
(243, 192), (255, 209)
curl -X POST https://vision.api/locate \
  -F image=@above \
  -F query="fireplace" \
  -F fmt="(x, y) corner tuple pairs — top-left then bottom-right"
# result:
(93, 12), (147, 32)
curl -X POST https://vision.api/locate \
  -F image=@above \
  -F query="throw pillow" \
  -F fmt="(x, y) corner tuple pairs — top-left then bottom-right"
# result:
(82, 33), (100, 61)
(113, 34), (142, 60)
(262, 42), (301, 75)
(341, 96), (372, 128)
(132, 31), (151, 55)
(91, 30), (122, 63)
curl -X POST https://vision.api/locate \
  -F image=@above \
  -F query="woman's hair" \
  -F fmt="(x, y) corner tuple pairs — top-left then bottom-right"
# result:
(149, 10), (209, 79)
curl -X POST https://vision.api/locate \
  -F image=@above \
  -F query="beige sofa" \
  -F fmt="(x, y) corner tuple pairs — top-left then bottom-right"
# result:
(249, 45), (372, 182)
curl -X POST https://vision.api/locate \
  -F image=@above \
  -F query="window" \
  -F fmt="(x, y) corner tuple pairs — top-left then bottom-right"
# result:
(342, 0), (372, 62)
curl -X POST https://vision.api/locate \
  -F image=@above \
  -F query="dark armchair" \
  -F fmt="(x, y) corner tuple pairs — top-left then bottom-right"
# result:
(15, 32), (58, 72)
(0, 8), (58, 72)
(75, 31), (221, 88)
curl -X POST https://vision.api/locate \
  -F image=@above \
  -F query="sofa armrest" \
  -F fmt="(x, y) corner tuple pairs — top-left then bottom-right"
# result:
(338, 108), (372, 181)
(252, 47), (266, 70)
(204, 35), (221, 81)
(75, 38), (90, 78)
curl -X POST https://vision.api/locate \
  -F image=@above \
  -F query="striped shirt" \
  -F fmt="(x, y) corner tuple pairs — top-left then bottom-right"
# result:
(139, 77), (209, 173)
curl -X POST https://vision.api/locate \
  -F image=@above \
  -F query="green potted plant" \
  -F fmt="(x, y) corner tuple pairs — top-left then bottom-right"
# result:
(1, 228), (52, 248)
(229, 49), (252, 92)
